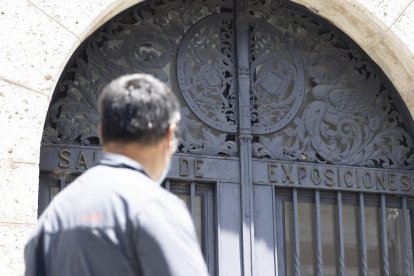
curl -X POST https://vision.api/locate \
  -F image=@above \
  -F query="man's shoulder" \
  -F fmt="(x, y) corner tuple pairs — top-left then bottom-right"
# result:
(74, 165), (183, 210)
(132, 186), (193, 234)
(47, 165), (156, 211)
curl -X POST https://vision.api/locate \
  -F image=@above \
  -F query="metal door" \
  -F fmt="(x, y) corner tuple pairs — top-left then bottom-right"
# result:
(39, 0), (414, 275)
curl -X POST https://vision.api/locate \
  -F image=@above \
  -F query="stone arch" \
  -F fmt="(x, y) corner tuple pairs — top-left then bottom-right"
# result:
(1, 0), (414, 275)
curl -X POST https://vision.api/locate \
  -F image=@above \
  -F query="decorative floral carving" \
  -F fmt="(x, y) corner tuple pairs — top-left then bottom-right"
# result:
(42, 0), (414, 168)
(249, 0), (414, 169)
(43, 0), (236, 156)
(179, 107), (238, 156)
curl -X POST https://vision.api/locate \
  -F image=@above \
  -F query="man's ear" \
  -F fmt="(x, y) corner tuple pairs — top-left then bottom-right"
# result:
(167, 123), (175, 140)
(97, 123), (103, 143)
(166, 123), (177, 149)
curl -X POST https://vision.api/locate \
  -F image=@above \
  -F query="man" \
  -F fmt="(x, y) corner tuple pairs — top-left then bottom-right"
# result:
(24, 74), (209, 276)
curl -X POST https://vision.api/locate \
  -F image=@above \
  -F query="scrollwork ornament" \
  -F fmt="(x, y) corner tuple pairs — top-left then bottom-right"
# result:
(43, 0), (235, 151)
(250, 3), (414, 169)
(178, 107), (238, 157)
(42, 0), (414, 168)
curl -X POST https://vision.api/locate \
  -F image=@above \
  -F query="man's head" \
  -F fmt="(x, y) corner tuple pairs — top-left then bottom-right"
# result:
(99, 74), (180, 182)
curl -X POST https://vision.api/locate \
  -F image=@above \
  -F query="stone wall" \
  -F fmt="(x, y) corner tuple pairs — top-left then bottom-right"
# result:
(0, 0), (413, 274)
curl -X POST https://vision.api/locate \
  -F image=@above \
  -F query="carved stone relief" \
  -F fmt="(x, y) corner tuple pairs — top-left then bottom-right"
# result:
(248, 0), (414, 169)
(42, 0), (414, 167)
(42, 0), (237, 156)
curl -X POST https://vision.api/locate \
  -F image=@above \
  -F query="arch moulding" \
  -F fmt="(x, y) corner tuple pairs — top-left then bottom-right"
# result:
(1, 0), (414, 275)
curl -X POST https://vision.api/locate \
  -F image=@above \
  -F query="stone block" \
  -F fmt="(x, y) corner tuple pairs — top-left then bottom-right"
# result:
(0, 79), (49, 164)
(0, 222), (34, 276)
(366, 34), (414, 101)
(402, 88), (414, 120)
(0, 161), (39, 224)
(390, 1), (414, 62)
(0, 0), (77, 96)
(319, 1), (387, 48)
(353, 0), (412, 27)
(29, 0), (116, 37)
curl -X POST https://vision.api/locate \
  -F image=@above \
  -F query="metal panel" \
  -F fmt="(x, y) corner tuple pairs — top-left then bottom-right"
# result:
(253, 160), (414, 196)
(218, 183), (242, 276)
(41, 147), (242, 183)
(253, 185), (276, 276)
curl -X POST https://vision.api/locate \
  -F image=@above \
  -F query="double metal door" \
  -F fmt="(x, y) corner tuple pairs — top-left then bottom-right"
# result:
(39, 0), (414, 275)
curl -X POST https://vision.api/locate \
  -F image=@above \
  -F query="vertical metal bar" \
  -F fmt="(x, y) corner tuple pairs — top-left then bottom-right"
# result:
(165, 180), (170, 191)
(315, 190), (323, 276)
(292, 188), (300, 276)
(402, 196), (412, 276)
(59, 174), (66, 190)
(337, 192), (346, 276)
(359, 193), (368, 276)
(380, 194), (389, 276)
(235, 1), (255, 276)
(190, 181), (196, 220)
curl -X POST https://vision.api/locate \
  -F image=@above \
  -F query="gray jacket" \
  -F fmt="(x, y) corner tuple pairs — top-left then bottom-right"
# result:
(24, 153), (209, 276)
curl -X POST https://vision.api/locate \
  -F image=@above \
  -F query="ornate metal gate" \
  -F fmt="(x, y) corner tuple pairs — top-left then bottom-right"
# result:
(40, 0), (414, 275)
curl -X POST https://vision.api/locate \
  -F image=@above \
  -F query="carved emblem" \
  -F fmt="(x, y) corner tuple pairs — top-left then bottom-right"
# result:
(249, 19), (304, 134)
(177, 13), (237, 133)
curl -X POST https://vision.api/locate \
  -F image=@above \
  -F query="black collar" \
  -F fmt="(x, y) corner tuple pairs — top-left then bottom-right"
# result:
(98, 153), (150, 178)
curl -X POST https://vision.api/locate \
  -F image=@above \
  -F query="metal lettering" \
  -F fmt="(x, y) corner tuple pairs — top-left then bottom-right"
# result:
(311, 167), (321, 185)
(298, 166), (306, 185)
(282, 164), (294, 184)
(376, 172), (387, 191)
(59, 149), (71, 168)
(194, 159), (204, 178)
(324, 168), (335, 187)
(401, 174), (410, 192)
(268, 163), (277, 183)
(180, 158), (190, 177)
(389, 172), (397, 191)
(76, 151), (88, 169)
(363, 171), (373, 189)
(344, 170), (354, 188)
(356, 170), (361, 189)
